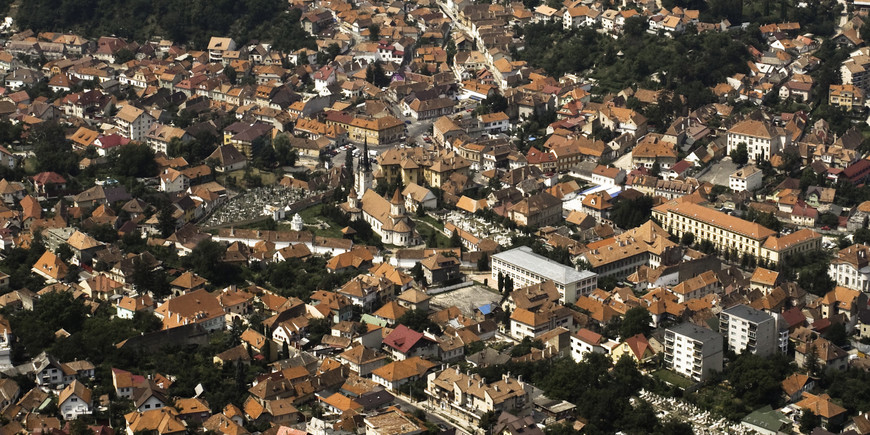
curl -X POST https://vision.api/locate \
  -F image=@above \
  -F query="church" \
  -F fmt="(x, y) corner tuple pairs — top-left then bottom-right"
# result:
(341, 141), (420, 247)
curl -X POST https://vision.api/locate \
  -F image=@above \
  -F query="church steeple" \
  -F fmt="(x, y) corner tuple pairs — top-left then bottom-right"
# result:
(354, 137), (373, 194)
(360, 137), (371, 172)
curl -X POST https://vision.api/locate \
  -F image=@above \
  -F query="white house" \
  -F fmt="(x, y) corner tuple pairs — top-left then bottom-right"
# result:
(729, 165), (763, 192)
(570, 328), (609, 362)
(59, 380), (93, 420)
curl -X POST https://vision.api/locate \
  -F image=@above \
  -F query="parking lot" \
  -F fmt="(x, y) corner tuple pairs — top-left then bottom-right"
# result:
(698, 157), (739, 186)
(429, 285), (502, 317)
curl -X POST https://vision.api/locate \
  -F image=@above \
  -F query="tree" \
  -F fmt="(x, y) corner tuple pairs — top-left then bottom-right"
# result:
(225, 65), (237, 85)
(30, 122), (77, 175)
(114, 143), (157, 177)
(395, 309), (442, 335)
(504, 276), (514, 294)
(368, 24), (381, 41)
(272, 134), (298, 167)
(498, 271), (505, 293)
(620, 307), (652, 339)
(477, 253), (490, 271)
(365, 61), (390, 88)
(800, 411), (820, 433)
(184, 240), (240, 287)
(680, 232), (695, 247)
(56, 244), (74, 263)
(157, 205), (177, 238)
(731, 142), (749, 165)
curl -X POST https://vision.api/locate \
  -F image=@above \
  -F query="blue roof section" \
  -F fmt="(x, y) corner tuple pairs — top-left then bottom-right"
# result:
(477, 304), (493, 315)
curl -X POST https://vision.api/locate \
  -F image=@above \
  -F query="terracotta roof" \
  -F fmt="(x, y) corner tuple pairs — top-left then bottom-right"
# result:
(371, 356), (436, 382)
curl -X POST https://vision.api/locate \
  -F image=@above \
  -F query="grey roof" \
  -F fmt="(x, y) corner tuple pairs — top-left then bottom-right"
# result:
(722, 304), (773, 324)
(492, 247), (597, 285)
(667, 322), (721, 344)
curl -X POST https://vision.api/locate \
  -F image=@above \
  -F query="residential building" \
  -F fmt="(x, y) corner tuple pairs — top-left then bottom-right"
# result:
(382, 325), (438, 361)
(632, 134), (677, 170)
(579, 221), (680, 278)
(153, 289), (226, 332)
(421, 253), (461, 285)
(365, 408), (426, 435)
(426, 367), (530, 424)
(508, 192), (562, 228)
(570, 328), (608, 362)
(114, 105), (155, 142)
(663, 323), (723, 382)
(829, 84), (865, 111)
(719, 304), (787, 357)
(829, 243), (870, 291)
(729, 165), (763, 192)
(509, 305), (573, 340)
(491, 246), (598, 303)
(371, 356), (437, 391)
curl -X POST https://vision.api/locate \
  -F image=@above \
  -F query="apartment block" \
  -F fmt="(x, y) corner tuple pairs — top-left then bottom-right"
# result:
(663, 323), (723, 382)
(719, 304), (787, 357)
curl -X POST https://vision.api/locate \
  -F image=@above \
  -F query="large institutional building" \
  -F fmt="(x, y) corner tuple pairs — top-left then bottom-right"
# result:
(491, 246), (598, 304)
(653, 199), (821, 264)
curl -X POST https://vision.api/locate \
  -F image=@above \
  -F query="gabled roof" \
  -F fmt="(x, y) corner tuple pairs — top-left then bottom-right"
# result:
(382, 324), (435, 353)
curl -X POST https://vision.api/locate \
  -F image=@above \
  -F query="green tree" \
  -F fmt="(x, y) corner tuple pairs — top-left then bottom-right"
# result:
(113, 142), (157, 177)
(224, 65), (237, 85)
(680, 232), (695, 247)
(477, 253), (490, 271)
(157, 205), (177, 238)
(620, 307), (652, 339)
(368, 24), (381, 41)
(498, 271), (505, 293)
(731, 142), (749, 165)
(395, 309), (442, 335)
(800, 411), (820, 433)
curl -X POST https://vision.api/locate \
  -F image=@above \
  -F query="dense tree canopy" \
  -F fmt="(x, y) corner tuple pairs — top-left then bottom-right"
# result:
(16, 0), (315, 51)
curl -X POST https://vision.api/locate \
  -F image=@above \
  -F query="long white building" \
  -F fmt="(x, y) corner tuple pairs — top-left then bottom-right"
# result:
(491, 246), (598, 304)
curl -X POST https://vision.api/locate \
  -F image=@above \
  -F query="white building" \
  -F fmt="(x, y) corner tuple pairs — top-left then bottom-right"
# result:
(59, 380), (92, 420)
(729, 165), (763, 192)
(719, 304), (787, 357)
(491, 246), (598, 304)
(726, 119), (789, 164)
(570, 328), (609, 362)
(663, 323), (723, 382)
(829, 244), (870, 292)
(114, 105), (155, 142)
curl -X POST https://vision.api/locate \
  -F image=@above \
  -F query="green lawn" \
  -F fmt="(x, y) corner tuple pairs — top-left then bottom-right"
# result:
(414, 218), (451, 248)
(652, 369), (694, 389)
(295, 204), (344, 238)
(420, 214), (444, 230)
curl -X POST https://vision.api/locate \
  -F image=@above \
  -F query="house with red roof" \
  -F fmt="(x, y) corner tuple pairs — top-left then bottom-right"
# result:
(31, 172), (67, 197)
(93, 134), (130, 156)
(381, 324), (438, 361)
(610, 333), (655, 364)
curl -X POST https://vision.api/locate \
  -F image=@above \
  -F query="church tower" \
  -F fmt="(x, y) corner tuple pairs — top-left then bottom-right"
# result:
(389, 188), (406, 217)
(354, 137), (373, 194)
